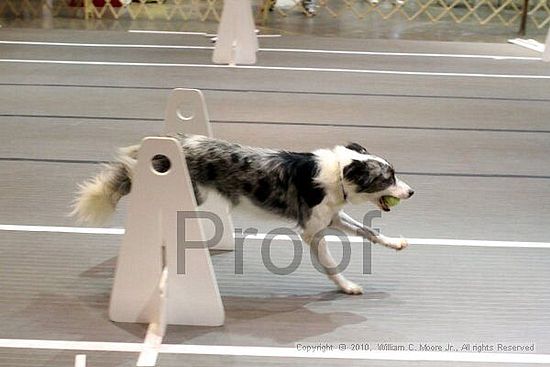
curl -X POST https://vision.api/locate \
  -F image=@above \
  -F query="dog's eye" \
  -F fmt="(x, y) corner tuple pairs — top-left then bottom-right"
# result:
(378, 174), (396, 190)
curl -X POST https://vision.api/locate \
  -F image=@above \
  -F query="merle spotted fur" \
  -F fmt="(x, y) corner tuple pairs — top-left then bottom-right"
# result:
(152, 134), (326, 227)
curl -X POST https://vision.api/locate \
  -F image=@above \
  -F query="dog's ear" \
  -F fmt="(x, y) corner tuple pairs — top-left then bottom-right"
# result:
(343, 160), (375, 189)
(345, 142), (369, 155)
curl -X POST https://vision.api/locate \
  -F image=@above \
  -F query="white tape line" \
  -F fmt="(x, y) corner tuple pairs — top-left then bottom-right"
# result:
(1, 224), (549, 248)
(260, 47), (539, 61)
(0, 224), (124, 235)
(1, 58), (549, 79)
(0, 339), (549, 363)
(128, 30), (209, 36)
(0, 40), (211, 50)
(407, 238), (550, 248)
(0, 40), (538, 61)
(0, 339), (143, 352)
(248, 234), (550, 249)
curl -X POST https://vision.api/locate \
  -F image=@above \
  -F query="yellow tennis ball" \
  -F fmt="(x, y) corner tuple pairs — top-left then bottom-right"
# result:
(383, 196), (400, 207)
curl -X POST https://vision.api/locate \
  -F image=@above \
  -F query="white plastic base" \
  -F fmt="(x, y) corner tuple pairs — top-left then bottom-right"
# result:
(543, 26), (550, 62)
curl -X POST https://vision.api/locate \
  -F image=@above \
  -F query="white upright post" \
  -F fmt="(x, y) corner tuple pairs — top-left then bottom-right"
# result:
(212, 0), (259, 65)
(109, 137), (225, 328)
(543, 26), (550, 62)
(163, 88), (235, 251)
(74, 354), (86, 367)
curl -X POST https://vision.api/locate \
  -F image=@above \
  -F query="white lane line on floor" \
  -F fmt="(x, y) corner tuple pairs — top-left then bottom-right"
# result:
(130, 29), (280, 38)
(0, 40), (212, 50)
(0, 40), (540, 61)
(128, 30), (209, 36)
(1, 224), (549, 248)
(261, 47), (539, 60)
(0, 224), (124, 235)
(0, 339), (143, 352)
(1, 58), (550, 79)
(0, 338), (549, 363)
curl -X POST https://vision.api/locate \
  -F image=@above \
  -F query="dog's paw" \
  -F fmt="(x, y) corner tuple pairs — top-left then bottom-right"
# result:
(379, 235), (408, 251)
(395, 238), (408, 251)
(339, 280), (364, 295)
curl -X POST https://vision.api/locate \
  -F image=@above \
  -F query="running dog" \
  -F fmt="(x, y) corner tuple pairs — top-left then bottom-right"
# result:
(72, 134), (414, 295)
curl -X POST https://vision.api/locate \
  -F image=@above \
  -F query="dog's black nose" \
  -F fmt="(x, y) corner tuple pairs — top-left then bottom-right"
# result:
(408, 189), (415, 197)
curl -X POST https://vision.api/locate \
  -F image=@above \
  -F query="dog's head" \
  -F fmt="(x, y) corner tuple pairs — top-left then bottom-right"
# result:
(338, 143), (414, 211)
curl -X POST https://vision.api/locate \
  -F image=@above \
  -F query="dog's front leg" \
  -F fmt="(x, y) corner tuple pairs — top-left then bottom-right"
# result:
(302, 229), (364, 295)
(335, 211), (408, 251)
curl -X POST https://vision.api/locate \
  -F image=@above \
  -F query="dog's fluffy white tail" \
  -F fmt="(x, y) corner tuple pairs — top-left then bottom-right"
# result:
(71, 145), (139, 225)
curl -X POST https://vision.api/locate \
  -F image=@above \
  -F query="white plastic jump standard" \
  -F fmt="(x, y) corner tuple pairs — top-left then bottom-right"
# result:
(109, 89), (236, 365)
(163, 88), (235, 251)
(212, 0), (259, 64)
(109, 137), (224, 328)
(543, 26), (550, 62)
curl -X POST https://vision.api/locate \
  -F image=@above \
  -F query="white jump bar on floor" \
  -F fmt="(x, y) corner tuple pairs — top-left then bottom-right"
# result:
(0, 338), (549, 363)
(1, 224), (549, 248)
(0, 40), (540, 61)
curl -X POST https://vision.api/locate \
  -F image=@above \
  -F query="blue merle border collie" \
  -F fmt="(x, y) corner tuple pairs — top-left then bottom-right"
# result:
(72, 134), (414, 295)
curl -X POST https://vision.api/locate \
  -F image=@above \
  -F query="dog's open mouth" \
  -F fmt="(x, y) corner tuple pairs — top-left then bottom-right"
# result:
(378, 197), (390, 212)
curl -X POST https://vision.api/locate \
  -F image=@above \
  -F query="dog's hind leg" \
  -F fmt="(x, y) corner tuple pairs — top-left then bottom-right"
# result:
(302, 223), (364, 295)
(334, 211), (408, 251)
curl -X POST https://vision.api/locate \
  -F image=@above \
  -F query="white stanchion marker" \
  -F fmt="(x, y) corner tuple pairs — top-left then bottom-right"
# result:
(74, 354), (86, 367)
(543, 26), (550, 62)
(212, 0), (259, 64)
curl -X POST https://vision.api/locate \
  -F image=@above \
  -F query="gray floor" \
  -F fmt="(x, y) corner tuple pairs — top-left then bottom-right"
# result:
(0, 28), (549, 366)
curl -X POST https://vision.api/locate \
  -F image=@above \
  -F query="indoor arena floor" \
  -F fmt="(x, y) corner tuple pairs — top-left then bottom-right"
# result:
(1, 28), (549, 367)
